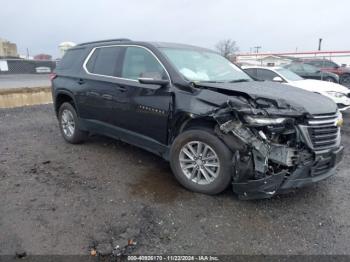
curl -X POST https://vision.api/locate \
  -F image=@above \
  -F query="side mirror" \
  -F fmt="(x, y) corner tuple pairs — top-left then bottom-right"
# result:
(272, 76), (284, 82)
(138, 78), (169, 87)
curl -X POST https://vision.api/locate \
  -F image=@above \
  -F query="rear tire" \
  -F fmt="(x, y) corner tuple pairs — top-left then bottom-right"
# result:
(58, 102), (87, 144)
(170, 129), (233, 195)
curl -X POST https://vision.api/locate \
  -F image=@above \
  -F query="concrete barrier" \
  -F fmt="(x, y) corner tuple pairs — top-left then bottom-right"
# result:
(0, 86), (52, 108)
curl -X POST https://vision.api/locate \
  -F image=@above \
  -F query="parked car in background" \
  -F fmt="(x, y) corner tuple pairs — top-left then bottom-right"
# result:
(51, 39), (344, 200)
(243, 66), (350, 111)
(303, 59), (350, 86)
(284, 63), (339, 83)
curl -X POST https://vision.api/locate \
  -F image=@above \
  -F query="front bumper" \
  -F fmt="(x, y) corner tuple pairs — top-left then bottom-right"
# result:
(232, 146), (344, 200)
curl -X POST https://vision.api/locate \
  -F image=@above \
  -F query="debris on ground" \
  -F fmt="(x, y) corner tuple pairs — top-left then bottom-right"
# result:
(15, 251), (27, 259)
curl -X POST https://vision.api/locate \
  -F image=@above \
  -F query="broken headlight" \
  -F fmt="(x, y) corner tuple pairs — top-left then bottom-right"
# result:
(243, 115), (288, 126)
(326, 91), (346, 98)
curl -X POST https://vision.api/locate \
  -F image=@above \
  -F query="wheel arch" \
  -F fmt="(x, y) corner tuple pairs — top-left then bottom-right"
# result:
(169, 114), (217, 144)
(340, 72), (350, 83)
(54, 91), (77, 117)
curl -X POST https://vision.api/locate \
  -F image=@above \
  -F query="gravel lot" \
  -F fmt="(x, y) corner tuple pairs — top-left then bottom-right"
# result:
(0, 105), (349, 257)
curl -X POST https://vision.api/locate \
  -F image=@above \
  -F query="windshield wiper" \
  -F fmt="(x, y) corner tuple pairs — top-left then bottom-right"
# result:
(227, 79), (251, 83)
(198, 80), (225, 83)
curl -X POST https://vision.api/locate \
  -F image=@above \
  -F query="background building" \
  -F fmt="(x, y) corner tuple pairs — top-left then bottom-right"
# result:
(58, 41), (76, 57)
(236, 50), (350, 67)
(0, 38), (18, 58)
(34, 54), (52, 60)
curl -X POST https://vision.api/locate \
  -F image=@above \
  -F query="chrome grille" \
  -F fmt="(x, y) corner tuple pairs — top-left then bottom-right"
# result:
(307, 113), (340, 151)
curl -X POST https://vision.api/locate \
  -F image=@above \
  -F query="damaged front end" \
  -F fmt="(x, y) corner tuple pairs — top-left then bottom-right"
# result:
(211, 99), (344, 200)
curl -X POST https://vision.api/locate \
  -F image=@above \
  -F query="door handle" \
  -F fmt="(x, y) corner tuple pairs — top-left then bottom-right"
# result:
(116, 86), (126, 92)
(102, 94), (113, 100)
(77, 78), (85, 85)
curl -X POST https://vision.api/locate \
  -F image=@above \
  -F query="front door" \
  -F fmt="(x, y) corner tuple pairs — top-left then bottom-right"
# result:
(116, 46), (173, 145)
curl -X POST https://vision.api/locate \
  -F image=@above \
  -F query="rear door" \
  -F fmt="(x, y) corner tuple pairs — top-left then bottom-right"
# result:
(77, 45), (127, 126)
(301, 64), (320, 80)
(287, 64), (306, 78)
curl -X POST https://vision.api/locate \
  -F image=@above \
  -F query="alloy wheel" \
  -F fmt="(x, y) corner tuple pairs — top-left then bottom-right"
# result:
(61, 109), (75, 137)
(179, 141), (220, 185)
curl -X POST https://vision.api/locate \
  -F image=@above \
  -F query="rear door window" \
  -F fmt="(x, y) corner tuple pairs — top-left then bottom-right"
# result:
(288, 63), (303, 72)
(244, 68), (258, 78)
(121, 46), (167, 80)
(256, 69), (279, 81)
(302, 64), (318, 73)
(86, 46), (124, 77)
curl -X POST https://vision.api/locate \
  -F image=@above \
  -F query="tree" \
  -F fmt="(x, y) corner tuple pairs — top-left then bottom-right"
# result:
(215, 39), (239, 59)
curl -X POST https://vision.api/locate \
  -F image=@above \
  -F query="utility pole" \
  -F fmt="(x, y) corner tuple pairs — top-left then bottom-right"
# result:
(318, 38), (322, 51)
(254, 46), (262, 53)
(26, 48), (29, 59)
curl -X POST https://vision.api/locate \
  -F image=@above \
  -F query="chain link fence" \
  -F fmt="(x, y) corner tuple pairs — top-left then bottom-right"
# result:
(0, 59), (56, 74)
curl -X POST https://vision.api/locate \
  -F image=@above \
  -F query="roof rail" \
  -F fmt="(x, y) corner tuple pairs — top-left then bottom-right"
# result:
(77, 38), (132, 46)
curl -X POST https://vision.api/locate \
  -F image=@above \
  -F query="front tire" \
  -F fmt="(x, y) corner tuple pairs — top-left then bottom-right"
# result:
(170, 129), (233, 195)
(340, 74), (350, 86)
(58, 102), (86, 144)
(324, 76), (337, 83)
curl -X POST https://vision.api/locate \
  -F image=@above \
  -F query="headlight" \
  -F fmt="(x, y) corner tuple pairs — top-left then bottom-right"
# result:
(336, 111), (344, 127)
(243, 115), (288, 126)
(326, 91), (346, 98)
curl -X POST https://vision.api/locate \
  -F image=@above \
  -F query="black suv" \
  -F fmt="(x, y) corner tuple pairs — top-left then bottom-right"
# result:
(52, 39), (344, 200)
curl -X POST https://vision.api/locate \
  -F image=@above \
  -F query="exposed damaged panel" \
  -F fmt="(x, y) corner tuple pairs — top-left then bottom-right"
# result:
(209, 106), (314, 198)
(172, 83), (342, 200)
(268, 145), (298, 167)
(232, 171), (287, 200)
(195, 81), (338, 115)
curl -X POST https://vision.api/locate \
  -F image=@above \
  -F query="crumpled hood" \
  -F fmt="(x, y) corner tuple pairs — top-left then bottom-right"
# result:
(287, 79), (350, 94)
(196, 81), (338, 115)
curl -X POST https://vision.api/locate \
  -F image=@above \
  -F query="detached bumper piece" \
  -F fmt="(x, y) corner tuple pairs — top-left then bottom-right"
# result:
(232, 171), (286, 200)
(232, 146), (344, 200)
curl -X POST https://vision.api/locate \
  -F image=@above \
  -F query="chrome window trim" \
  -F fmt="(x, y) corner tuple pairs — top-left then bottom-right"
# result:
(82, 44), (172, 83)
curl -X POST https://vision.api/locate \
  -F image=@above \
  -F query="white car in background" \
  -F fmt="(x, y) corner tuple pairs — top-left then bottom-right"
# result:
(243, 66), (350, 111)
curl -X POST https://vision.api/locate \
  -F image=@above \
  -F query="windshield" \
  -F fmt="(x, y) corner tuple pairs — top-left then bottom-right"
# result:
(160, 48), (252, 82)
(275, 68), (303, 81)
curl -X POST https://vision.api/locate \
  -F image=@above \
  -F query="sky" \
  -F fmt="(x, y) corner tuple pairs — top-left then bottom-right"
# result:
(1, 0), (349, 58)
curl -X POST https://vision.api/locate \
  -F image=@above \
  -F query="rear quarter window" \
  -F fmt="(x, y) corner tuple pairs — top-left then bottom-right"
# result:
(56, 48), (86, 73)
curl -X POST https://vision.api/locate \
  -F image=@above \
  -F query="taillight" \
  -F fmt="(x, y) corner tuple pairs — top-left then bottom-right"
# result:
(50, 73), (57, 81)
